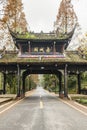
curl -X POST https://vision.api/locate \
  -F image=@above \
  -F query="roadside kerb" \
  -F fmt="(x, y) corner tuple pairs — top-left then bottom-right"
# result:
(0, 98), (13, 105)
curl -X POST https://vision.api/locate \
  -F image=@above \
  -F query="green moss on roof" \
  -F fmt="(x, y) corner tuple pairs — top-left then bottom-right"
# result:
(66, 51), (87, 62)
(17, 32), (36, 39)
(0, 51), (87, 64)
(15, 32), (69, 40)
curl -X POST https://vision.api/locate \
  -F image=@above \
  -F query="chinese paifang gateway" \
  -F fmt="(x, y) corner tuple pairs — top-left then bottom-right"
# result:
(9, 26), (76, 58)
(1, 25), (87, 98)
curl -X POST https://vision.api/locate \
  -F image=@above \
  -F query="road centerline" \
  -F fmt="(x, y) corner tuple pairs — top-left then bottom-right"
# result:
(40, 101), (43, 109)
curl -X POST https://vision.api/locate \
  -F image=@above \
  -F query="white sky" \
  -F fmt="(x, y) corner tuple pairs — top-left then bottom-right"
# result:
(22, 0), (87, 33)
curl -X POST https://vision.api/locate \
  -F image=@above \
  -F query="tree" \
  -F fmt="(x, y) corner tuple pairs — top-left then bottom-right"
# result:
(78, 33), (87, 58)
(0, 0), (28, 50)
(54, 0), (77, 35)
(43, 74), (59, 92)
(6, 73), (17, 94)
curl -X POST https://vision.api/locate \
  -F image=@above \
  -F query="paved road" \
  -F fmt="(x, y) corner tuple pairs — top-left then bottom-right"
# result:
(0, 87), (87, 130)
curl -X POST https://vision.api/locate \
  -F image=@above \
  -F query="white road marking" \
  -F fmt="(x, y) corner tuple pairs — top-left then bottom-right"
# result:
(74, 101), (87, 109)
(39, 93), (43, 109)
(0, 98), (24, 115)
(40, 101), (43, 109)
(0, 101), (13, 108)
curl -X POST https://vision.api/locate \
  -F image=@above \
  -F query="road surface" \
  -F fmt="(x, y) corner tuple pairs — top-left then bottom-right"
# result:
(0, 87), (87, 130)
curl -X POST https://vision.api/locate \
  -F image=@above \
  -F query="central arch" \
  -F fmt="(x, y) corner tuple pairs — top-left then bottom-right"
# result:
(22, 67), (63, 97)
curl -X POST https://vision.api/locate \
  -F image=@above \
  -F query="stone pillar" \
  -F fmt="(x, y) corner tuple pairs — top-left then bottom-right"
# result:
(77, 73), (81, 94)
(56, 72), (63, 98)
(59, 72), (62, 93)
(64, 64), (68, 97)
(17, 64), (21, 97)
(29, 75), (31, 91)
(3, 73), (6, 94)
(22, 74), (26, 96)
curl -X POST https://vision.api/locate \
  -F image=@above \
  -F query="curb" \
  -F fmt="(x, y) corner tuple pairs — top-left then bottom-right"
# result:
(0, 98), (13, 105)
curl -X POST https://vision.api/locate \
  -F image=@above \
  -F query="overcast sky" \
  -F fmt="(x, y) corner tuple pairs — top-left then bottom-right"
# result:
(22, 0), (87, 33)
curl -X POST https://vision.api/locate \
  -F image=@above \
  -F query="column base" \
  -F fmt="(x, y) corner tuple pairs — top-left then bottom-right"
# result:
(59, 91), (64, 98)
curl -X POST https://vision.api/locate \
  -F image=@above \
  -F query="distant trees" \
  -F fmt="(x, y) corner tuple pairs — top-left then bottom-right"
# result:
(3, 74), (37, 94)
(43, 74), (59, 92)
(25, 76), (37, 91)
(6, 73), (17, 94)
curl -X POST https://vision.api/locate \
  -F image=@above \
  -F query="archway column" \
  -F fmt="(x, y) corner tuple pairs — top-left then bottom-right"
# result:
(22, 74), (26, 96)
(56, 72), (62, 94)
(3, 73), (6, 94)
(56, 71), (63, 98)
(59, 72), (62, 93)
(64, 64), (68, 97)
(17, 64), (21, 97)
(77, 73), (81, 94)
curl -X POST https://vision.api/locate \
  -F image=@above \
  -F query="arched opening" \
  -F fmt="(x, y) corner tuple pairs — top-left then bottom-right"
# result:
(22, 68), (63, 98)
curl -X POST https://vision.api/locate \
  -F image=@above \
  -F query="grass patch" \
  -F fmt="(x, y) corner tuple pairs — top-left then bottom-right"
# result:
(72, 96), (87, 106)
(76, 99), (87, 106)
